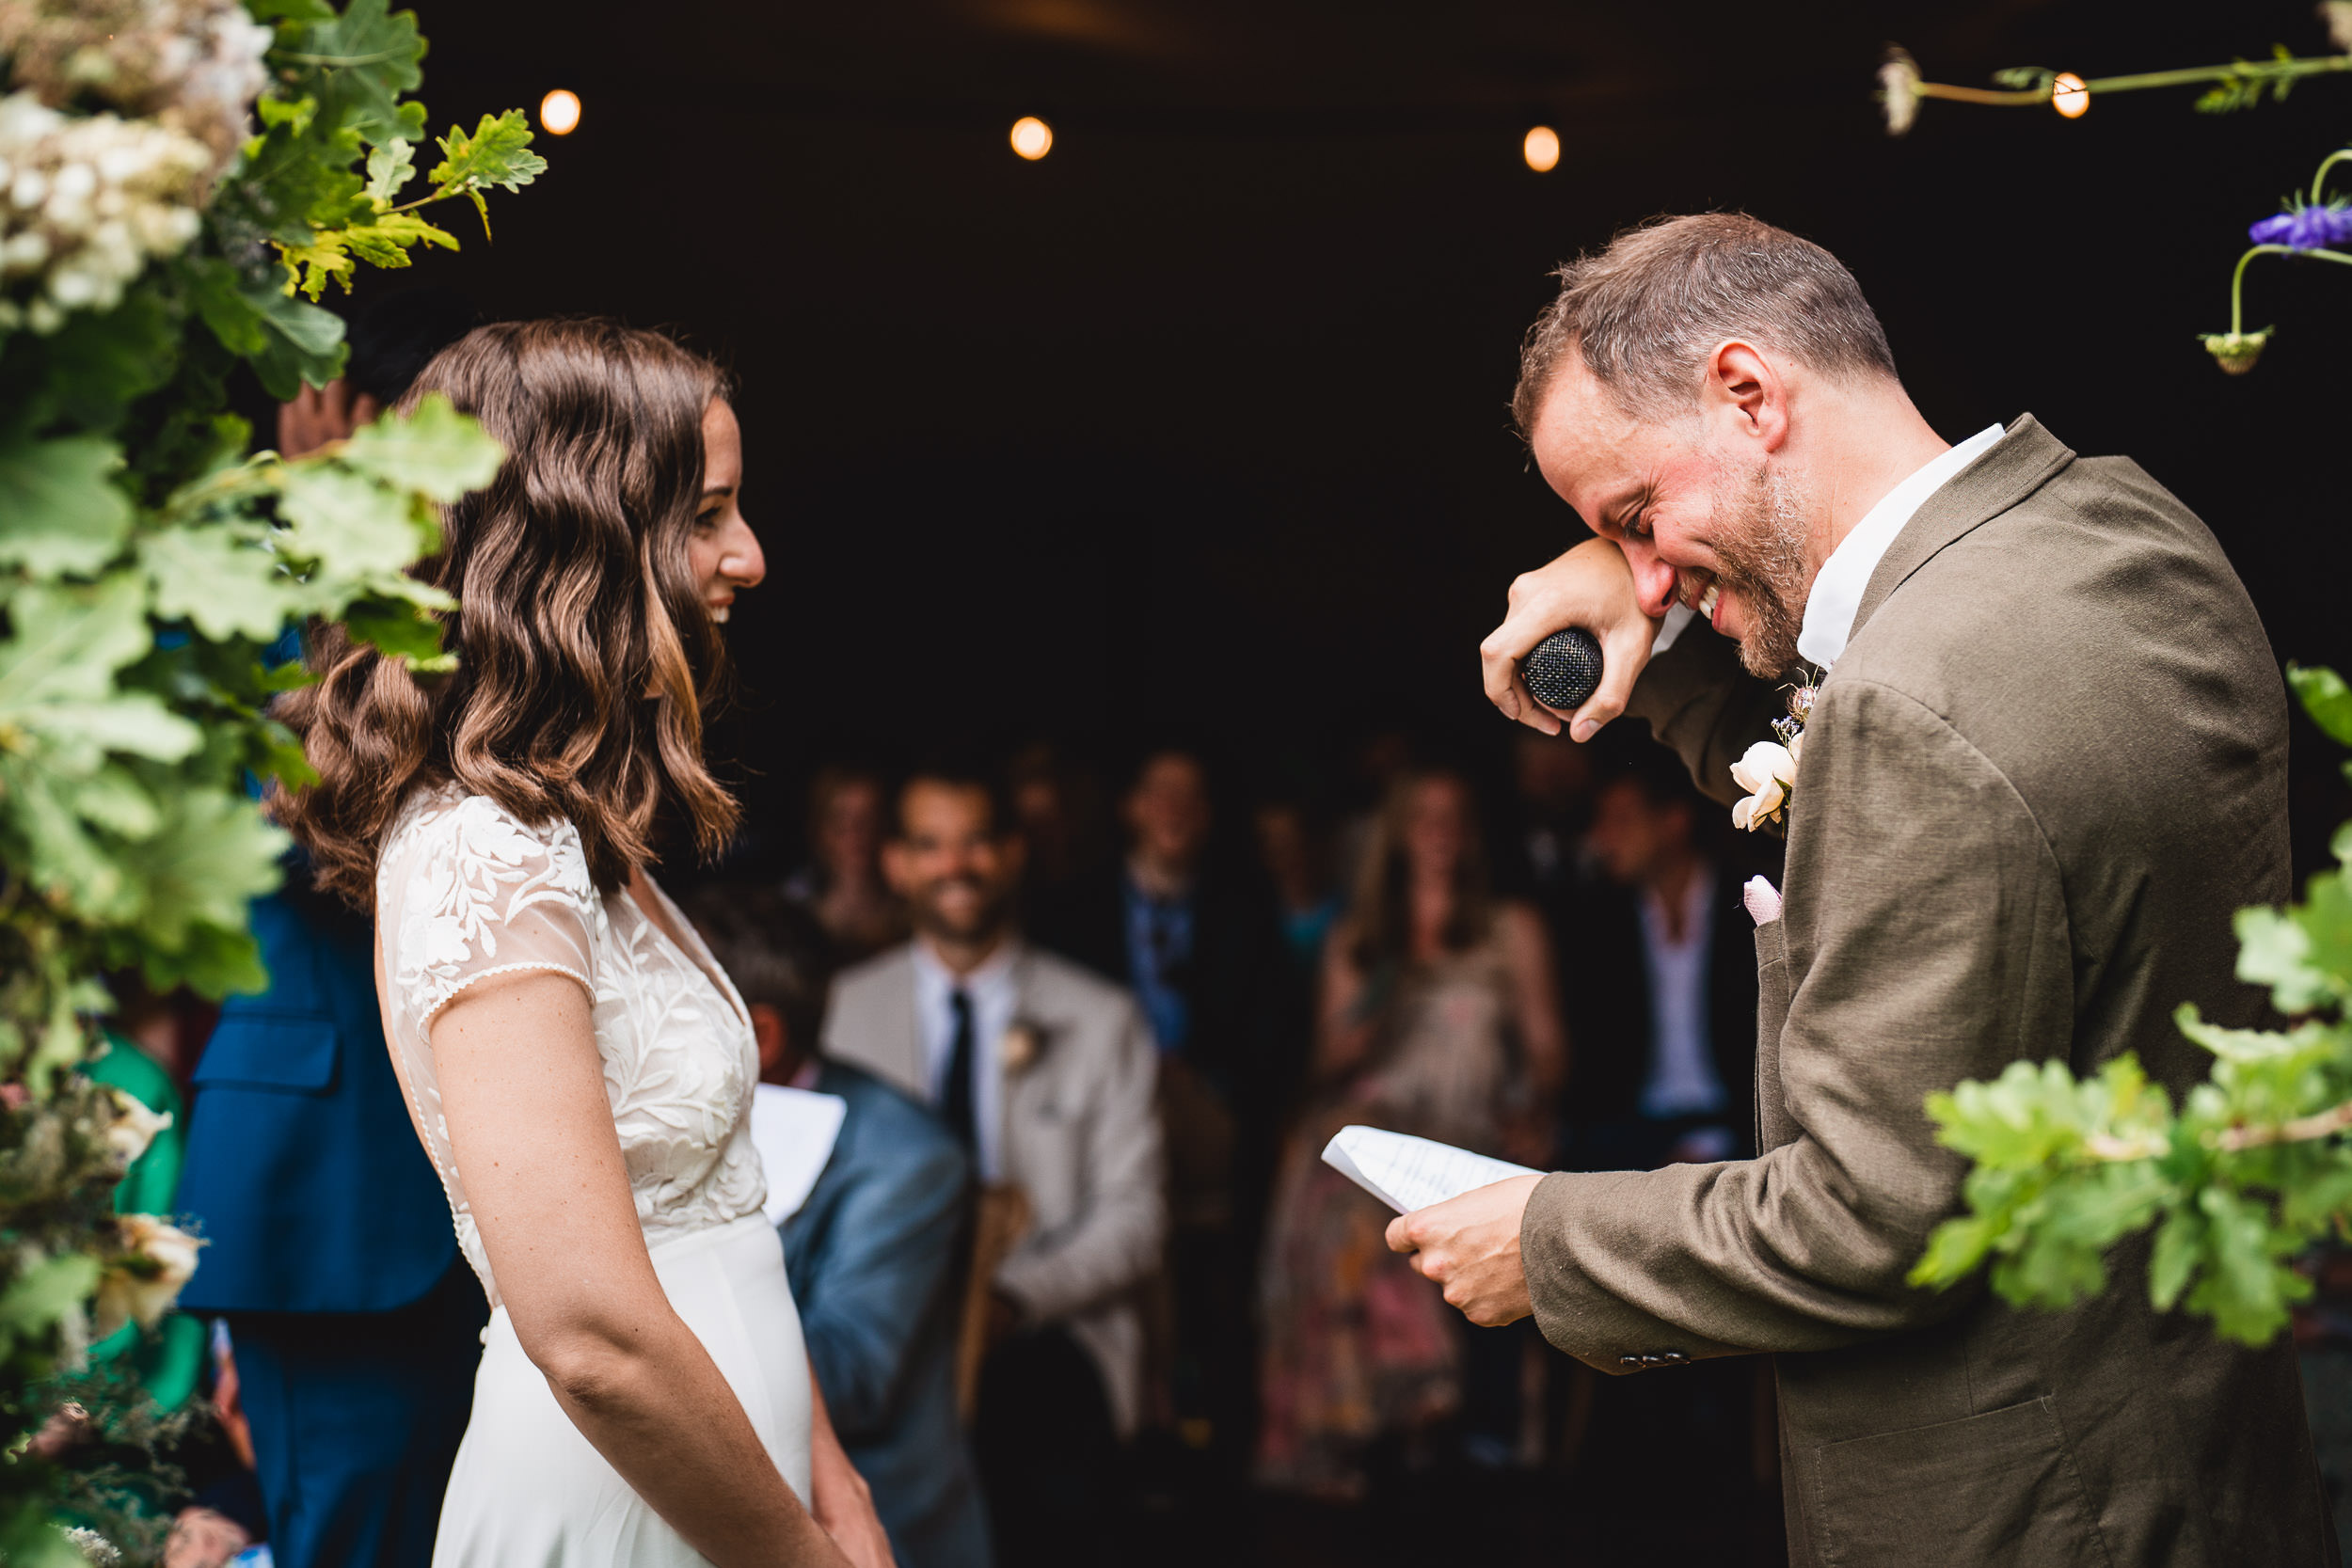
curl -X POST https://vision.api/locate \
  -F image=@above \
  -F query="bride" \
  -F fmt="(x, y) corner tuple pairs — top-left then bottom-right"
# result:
(278, 319), (894, 1567)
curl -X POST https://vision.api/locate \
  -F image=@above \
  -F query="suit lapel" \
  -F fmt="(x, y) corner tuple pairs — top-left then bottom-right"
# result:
(1847, 414), (2076, 648)
(997, 948), (1037, 1181)
(890, 948), (928, 1097)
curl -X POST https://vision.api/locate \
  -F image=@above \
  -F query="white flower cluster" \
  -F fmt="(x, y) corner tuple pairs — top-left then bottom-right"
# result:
(0, 90), (210, 334)
(0, 0), (271, 172)
(93, 1212), (202, 1338)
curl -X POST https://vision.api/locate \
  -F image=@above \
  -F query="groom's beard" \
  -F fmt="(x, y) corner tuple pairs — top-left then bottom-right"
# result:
(1703, 460), (1813, 678)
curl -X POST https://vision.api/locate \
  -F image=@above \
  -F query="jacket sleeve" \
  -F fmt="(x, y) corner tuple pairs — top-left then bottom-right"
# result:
(1522, 678), (2074, 1368)
(994, 1001), (1167, 1323)
(1625, 623), (1789, 810)
(790, 1119), (969, 1439)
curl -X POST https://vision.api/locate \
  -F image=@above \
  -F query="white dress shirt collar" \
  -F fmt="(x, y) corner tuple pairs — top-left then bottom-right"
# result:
(1795, 423), (2004, 672)
(910, 933), (1021, 1000)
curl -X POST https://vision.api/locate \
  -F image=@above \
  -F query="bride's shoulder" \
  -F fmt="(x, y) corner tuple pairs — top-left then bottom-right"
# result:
(377, 783), (594, 904)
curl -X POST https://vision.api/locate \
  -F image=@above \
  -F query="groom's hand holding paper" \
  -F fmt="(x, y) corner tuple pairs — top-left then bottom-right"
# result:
(1383, 1174), (1544, 1327)
(1321, 1126), (1545, 1328)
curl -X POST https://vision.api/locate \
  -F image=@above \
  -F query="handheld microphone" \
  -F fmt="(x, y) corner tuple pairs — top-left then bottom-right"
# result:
(1519, 626), (1603, 714)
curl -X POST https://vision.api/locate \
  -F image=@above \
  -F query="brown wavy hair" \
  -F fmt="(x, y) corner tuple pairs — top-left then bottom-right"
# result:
(277, 318), (740, 911)
(1346, 768), (1495, 973)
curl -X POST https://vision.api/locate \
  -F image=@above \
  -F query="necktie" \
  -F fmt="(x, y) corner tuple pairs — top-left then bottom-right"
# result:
(942, 988), (977, 1155)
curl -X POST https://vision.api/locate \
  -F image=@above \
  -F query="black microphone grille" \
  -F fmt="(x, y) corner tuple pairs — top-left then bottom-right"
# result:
(1520, 626), (1603, 714)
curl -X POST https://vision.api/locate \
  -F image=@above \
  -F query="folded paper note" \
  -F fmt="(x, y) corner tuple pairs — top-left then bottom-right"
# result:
(751, 1084), (849, 1226)
(1320, 1125), (1540, 1214)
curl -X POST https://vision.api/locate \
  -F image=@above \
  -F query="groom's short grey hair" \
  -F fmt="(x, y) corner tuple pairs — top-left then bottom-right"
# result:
(1513, 213), (1899, 435)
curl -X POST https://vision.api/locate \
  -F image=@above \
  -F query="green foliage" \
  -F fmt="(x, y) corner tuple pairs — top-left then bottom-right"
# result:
(2197, 47), (2309, 114)
(2291, 663), (2352, 757)
(0, 0), (540, 1553)
(1915, 669), (2352, 1346)
(425, 111), (548, 239)
(218, 0), (541, 304)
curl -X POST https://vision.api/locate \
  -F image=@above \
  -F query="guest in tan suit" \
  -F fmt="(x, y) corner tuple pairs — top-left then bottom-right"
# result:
(1391, 214), (2334, 1566)
(822, 764), (1164, 1568)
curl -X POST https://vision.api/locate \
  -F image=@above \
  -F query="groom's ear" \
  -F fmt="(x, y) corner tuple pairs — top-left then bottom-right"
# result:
(1702, 339), (1790, 455)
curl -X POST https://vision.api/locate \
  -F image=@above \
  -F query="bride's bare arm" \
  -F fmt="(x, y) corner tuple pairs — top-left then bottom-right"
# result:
(434, 972), (852, 1568)
(807, 1367), (895, 1568)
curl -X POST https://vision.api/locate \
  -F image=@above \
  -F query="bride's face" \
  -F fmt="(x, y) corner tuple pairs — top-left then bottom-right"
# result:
(691, 398), (764, 624)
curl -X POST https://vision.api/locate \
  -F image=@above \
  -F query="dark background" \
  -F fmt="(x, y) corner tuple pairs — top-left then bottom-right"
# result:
(375, 0), (2351, 864)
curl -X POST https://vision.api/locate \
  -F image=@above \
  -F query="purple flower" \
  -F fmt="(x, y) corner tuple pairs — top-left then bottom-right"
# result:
(2249, 203), (2352, 251)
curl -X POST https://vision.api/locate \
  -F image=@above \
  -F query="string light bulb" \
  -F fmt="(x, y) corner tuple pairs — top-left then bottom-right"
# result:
(539, 89), (580, 135)
(1009, 117), (1053, 160)
(2051, 73), (2090, 119)
(1523, 125), (1560, 173)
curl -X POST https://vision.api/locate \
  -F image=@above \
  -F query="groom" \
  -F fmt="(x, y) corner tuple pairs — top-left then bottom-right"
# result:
(1391, 214), (2335, 1564)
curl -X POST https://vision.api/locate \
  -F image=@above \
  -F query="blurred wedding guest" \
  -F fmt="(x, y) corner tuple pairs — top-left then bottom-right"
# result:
(1565, 745), (1756, 1172)
(1030, 749), (1293, 1470)
(1257, 768), (1566, 1495)
(1007, 741), (1110, 927)
(681, 885), (989, 1568)
(1506, 729), (1597, 900)
(1331, 728), (1415, 896)
(175, 286), (485, 1568)
(1547, 748), (1767, 1497)
(824, 765), (1164, 1568)
(1253, 794), (1342, 974)
(785, 766), (908, 964)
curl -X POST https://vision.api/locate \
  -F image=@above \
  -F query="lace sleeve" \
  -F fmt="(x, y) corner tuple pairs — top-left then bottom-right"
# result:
(378, 792), (603, 1041)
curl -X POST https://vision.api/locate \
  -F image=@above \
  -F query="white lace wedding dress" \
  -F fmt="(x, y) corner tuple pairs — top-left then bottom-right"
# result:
(375, 784), (812, 1564)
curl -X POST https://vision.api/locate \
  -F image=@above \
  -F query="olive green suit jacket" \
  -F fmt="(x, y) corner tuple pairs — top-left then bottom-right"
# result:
(1521, 418), (2336, 1566)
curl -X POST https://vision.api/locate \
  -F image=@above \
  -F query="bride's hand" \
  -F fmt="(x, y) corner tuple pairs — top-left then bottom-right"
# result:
(809, 1367), (896, 1568)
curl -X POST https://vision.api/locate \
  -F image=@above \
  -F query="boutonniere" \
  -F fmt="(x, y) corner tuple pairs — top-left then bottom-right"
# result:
(998, 1021), (1044, 1076)
(1730, 676), (1819, 832)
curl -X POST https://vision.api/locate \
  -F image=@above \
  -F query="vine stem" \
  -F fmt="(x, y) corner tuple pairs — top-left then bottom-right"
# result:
(2233, 245), (2290, 334)
(2085, 1132), (2170, 1162)
(276, 50), (405, 67)
(2080, 56), (2351, 94)
(1915, 83), (2044, 107)
(2216, 1099), (2352, 1152)
(2080, 1098), (2352, 1163)
(2312, 149), (2352, 204)
(2231, 244), (2352, 333)
(1913, 52), (2352, 112)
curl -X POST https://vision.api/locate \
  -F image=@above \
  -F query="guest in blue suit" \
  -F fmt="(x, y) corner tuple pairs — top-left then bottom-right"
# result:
(177, 866), (487, 1568)
(682, 885), (991, 1568)
(175, 289), (485, 1568)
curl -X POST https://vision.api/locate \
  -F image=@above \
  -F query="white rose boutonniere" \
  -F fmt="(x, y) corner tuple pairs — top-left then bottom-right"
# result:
(1729, 678), (1819, 832)
(998, 1021), (1043, 1076)
(1730, 741), (1798, 832)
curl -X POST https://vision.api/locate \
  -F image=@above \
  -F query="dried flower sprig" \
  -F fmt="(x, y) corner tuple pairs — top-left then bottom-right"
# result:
(1878, 39), (2352, 136)
(2199, 145), (2352, 374)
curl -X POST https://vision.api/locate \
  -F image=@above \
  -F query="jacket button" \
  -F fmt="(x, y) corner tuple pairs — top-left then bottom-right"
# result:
(1618, 1355), (1644, 1370)
(1661, 1351), (1690, 1366)
(1638, 1354), (1666, 1369)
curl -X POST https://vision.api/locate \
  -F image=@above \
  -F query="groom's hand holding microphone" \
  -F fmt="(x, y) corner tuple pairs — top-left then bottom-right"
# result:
(1479, 537), (1658, 741)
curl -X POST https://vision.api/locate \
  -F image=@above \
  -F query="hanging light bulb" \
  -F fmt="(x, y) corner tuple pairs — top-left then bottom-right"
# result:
(1009, 117), (1054, 160)
(539, 89), (581, 135)
(1523, 125), (1561, 173)
(2051, 73), (2090, 119)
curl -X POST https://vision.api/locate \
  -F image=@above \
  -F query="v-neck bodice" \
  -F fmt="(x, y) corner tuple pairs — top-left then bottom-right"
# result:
(374, 785), (768, 1308)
